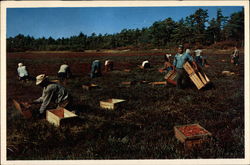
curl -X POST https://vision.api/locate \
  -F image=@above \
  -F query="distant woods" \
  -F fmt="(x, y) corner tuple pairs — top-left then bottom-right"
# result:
(7, 8), (244, 52)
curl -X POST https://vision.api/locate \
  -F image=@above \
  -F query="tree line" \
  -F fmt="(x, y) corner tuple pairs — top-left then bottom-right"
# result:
(7, 8), (244, 52)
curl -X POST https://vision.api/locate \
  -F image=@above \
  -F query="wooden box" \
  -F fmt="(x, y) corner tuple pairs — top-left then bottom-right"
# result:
(164, 70), (177, 85)
(124, 69), (131, 72)
(46, 108), (78, 127)
(82, 83), (99, 90)
(174, 124), (212, 148)
(150, 81), (167, 86)
(51, 79), (60, 83)
(100, 99), (126, 110)
(12, 99), (32, 119)
(183, 62), (210, 90)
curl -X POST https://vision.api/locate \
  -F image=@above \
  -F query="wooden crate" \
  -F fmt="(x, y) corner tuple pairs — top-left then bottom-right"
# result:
(100, 99), (126, 110)
(183, 62), (210, 90)
(222, 71), (235, 76)
(124, 69), (131, 72)
(164, 70), (177, 85)
(150, 81), (167, 86)
(51, 79), (60, 83)
(46, 108), (78, 127)
(82, 83), (99, 90)
(12, 99), (32, 119)
(174, 124), (212, 149)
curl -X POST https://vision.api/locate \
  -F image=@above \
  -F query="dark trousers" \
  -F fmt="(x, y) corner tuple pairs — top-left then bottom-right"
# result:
(176, 68), (188, 89)
(58, 72), (67, 81)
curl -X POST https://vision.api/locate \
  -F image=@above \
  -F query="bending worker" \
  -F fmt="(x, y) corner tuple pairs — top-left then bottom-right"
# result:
(173, 45), (197, 89)
(32, 74), (72, 117)
(17, 63), (29, 82)
(58, 62), (72, 81)
(90, 60), (102, 78)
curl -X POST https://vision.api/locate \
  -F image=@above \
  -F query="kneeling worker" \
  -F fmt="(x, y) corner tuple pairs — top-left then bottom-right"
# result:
(32, 74), (72, 117)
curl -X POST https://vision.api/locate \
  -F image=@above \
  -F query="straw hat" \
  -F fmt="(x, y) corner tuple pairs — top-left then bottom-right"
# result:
(36, 74), (48, 85)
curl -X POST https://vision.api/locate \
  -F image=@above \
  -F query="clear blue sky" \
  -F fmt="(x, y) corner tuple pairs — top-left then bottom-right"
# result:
(7, 6), (243, 39)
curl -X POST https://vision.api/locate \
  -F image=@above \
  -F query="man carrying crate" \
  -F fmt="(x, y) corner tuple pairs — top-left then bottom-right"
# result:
(173, 45), (198, 89)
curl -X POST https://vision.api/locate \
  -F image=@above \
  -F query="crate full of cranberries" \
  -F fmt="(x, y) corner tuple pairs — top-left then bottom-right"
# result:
(174, 123), (212, 148)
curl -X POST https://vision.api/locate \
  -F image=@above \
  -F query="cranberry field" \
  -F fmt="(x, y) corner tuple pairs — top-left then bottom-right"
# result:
(6, 49), (244, 159)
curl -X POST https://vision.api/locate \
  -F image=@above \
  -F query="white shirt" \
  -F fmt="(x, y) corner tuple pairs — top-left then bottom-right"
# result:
(185, 49), (191, 54)
(17, 66), (28, 77)
(58, 64), (69, 73)
(194, 49), (202, 56)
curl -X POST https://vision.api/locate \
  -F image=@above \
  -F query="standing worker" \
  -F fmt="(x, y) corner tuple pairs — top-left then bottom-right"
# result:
(231, 46), (240, 66)
(17, 63), (29, 82)
(32, 74), (72, 117)
(194, 47), (203, 67)
(58, 62), (72, 81)
(173, 45), (197, 89)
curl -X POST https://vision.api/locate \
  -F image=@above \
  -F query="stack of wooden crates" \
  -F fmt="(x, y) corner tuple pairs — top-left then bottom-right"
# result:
(183, 62), (210, 90)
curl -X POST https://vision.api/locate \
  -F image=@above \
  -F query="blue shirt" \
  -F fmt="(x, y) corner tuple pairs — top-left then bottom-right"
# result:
(173, 53), (194, 69)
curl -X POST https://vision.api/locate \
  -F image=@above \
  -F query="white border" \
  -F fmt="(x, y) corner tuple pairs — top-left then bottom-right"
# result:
(1, 1), (249, 165)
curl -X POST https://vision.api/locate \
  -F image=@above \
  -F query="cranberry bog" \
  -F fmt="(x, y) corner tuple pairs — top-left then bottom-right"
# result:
(6, 49), (244, 159)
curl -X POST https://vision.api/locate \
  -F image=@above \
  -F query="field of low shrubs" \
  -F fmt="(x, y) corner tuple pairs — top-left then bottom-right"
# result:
(6, 48), (244, 159)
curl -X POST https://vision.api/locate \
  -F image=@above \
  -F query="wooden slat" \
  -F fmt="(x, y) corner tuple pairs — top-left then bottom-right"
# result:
(63, 109), (77, 118)
(195, 74), (204, 89)
(198, 72), (207, 84)
(190, 73), (204, 89)
(12, 99), (32, 119)
(204, 73), (210, 82)
(46, 110), (61, 126)
(151, 81), (167, 86)
(174, 126), (187, 143)
(100, 99), (125, 110)
(46, 108), (78, 126)
(183, 62), (195, 75)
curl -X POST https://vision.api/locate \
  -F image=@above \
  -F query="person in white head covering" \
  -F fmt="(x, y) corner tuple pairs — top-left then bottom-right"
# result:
(58, 62), (72, 81)
(141, 60), (150, 69)
(17, 63), (29, 81)
(32, 74), (72, 116)
(194, 47), (203, 67)
(104, 60), (114, 72)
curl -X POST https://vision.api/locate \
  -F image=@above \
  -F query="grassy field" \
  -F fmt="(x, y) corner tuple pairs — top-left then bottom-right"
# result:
(6, 49), (244, 159)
